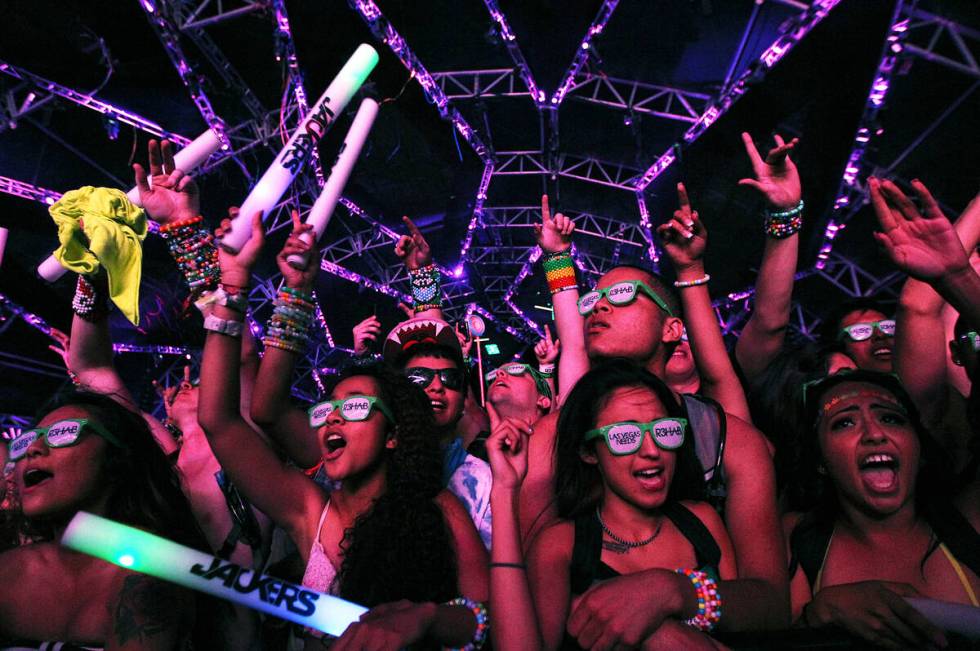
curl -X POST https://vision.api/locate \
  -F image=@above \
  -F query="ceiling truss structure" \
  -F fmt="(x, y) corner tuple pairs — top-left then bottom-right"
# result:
(2, 1), (976, 411)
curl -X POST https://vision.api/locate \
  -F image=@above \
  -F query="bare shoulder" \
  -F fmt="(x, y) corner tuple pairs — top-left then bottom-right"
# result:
(107, 571), (193, 648)
(680, 500), (725, 532)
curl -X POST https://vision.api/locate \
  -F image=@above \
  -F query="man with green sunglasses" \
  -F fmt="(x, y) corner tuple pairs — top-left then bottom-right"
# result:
(485, 362), (553, 433)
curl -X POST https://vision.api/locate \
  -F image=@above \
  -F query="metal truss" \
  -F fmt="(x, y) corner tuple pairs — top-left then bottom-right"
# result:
(0, 175), (62, 205)
(348, 0), (492, 164)
(431, 68), (532, 100)
(552, 0), (620, 106)
(816, 251), (905, 299)
(494, 150), (640, 191)
(481, 0), (545, 104)
(139, 1), (230, 148)
(904, 7), (980, 78)
(563, 73), (711, 124)
(0, 59), (191, 144)
(634, 0), (842, 191)
(176, 0), (267, 30)
(481, 205), (649, 249)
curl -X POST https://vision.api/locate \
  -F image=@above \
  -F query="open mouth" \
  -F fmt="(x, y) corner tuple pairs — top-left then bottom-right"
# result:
(430, 399), (447, 413)
(872, 346), (892, 358)
(323, 434), (347, 459)
(858, 453), (899, 492)
(633, 467), (665, 490)
(23, 468), (53, 489)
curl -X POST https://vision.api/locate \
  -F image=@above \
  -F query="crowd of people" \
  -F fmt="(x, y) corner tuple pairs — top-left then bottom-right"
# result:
(0, 130), (977, 650)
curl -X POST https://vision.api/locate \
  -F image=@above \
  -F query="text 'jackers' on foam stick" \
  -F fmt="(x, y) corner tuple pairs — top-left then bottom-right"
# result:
(219, 44), (379, 254)
(61, 511), (367, 636)
(286, 97), (380, 270)
(36, 128), (223, 282)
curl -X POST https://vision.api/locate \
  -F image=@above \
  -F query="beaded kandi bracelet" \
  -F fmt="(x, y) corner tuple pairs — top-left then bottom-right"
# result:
(72, 275), (110, 321)
(262, 287), (314, 354)
(676, 568), (722, 632)
(443, 597), (489, 651)
(410, 264), (443, 313)
(541, 250), (577, 295)
(764, 200), (804, 240)
(159, 215), (221, 298)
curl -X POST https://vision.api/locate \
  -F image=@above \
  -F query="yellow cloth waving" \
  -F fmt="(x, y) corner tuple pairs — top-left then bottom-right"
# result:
(49, 187), (147, 326)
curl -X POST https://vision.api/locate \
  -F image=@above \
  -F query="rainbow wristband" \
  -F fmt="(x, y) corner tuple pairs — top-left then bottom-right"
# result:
(676, 568), (722, 632)
(542, 251), (576, 295)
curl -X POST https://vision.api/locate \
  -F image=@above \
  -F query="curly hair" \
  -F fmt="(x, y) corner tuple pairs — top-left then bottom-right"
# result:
(21, 390), (206, 550)
(555, 358), (705, 519)
(332, 361), (458, 607)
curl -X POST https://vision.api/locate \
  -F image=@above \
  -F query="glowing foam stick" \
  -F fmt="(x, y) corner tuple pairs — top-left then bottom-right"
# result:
(287, 98), (379, 269)
(36, 129), (223, 282)
(907, 598), (980, 638)
(0, 227), (7, 267)
(62, 511), (367, 636)
(220, 44), (379, 253)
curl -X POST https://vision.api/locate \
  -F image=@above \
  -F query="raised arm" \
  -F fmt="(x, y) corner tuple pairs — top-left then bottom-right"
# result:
(658, 183), (752, 422)
(734, 132), (803, 382)
(893, 191), (980, 427)
(871, 178), (980, 329)
(248, 212), (322, 469)
(533, 326), (559, 405)
(535, 195), (586, 402)
(198, 211), (322, 538)
(395, 216), (445, 321)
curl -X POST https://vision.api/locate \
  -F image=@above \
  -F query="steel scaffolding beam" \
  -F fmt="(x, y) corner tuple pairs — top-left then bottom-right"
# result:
(431, 68), (532, 99)
(551, 0), (620, 106)
(482, 0), (545, 104)
(494, 150), (641, 191)
(563, 73), (711, 123)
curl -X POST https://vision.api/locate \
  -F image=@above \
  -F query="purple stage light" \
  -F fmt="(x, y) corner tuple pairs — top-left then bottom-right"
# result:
(551, 0), (619, 106)
(814, 10), (909, 270)
(455, 162), (495, 268)
(634, 0), (842, 192)
(453, 265), (465, 278)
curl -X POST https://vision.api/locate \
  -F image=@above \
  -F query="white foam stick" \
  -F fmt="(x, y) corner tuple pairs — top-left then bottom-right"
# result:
(0, 227), (8, 267)
(220, 44), (379, 253)
(36, 128), (223, 282)
(287, 98), (379, 269)
(62, 511), (368, 637)
(907, 598), (980, 638)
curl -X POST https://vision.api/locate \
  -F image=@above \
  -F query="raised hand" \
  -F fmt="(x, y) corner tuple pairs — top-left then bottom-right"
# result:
(534, 324), (560, 366)
(154, 365), (199, 428)
(133, 139), (200, 224)
(739, 132), (801, 211)
(869, 177), (971, 282)
(455, 323), (474, 359)
(804, 581), (946, 650)
(396, 302), (415, 320)
(215, 208), (264, 288)
(394, 216), (432, 271)
(276, 211), (318, 290)
(485, 401), (532, 490)
(534, 194), (575, 254)
(657, 182), (707, 273)
(353, 315), (382, 355)
(46, 327), (71, 371)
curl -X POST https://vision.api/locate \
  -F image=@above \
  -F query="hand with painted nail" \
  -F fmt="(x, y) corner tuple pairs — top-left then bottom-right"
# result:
(739, 131), (801, 211)
(869, 177), (971, 282)
(394, 216), (432, 271)
(353, 315), (382, 355)
(133, 139), (201, 224)
(276, 210), (318, 290)
(657, 182), (707, 274)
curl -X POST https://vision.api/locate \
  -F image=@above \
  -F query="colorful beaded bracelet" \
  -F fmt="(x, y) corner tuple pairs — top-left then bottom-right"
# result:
(444, 597), (489, 651)
(542, 250), (577, 295)
(676, 568), (722, 632)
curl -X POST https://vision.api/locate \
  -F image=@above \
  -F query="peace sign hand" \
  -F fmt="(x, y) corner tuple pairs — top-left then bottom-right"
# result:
(394, 216), (432, 271)
(739, 132), (801, 211)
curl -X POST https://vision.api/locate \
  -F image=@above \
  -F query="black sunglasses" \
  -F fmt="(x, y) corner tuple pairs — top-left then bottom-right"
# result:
(404, 366), (465, 392)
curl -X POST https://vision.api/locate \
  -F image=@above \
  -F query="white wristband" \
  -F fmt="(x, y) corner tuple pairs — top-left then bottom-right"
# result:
(204, 314), (244, 337)
(538, 363), (556, 376)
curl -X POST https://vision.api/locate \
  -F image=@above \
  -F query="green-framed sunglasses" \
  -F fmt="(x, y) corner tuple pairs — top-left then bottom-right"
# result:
(584, 417), (687, 455)
(308, 395), (394, 428)
(578, 280), (673, 317)
(485, 363), (552, 398)
(839, 319), (896, 342)
(8, 418), (126, 462)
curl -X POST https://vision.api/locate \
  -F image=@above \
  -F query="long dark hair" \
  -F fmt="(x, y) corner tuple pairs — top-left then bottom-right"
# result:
(333, 361), (458, 607)
(555, 358), (705, 519)
(22, 390), (206, 549)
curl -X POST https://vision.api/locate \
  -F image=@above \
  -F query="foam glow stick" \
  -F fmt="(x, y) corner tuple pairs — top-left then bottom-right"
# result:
(36, 129), (223, 282)
(287, 98), (379, 269)
(907, 598), (980, 638)
(0, 227), (7, 267)
(62, 511), (367, 636)
(220, 44), (379, 254)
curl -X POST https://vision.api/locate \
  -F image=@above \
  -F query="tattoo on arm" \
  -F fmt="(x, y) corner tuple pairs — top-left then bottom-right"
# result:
(113, 575), (182, 645)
